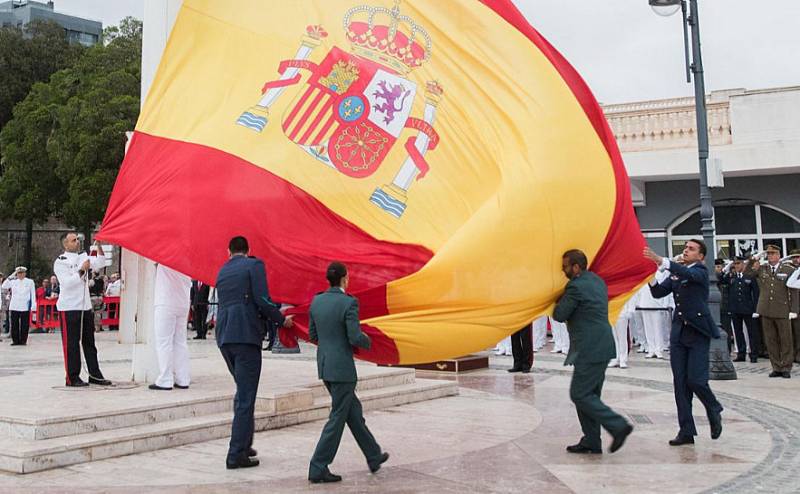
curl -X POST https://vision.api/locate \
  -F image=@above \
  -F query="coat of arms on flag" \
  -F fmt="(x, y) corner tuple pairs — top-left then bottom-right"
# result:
(236, 0), (443, 218)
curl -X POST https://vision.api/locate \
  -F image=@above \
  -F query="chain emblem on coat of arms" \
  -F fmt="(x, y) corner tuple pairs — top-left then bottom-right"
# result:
(236, 0), (444, 218)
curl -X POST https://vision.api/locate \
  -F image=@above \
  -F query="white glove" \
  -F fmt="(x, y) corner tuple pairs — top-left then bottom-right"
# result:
(790, 313), (798, 320)
(752, 313), (760, 318)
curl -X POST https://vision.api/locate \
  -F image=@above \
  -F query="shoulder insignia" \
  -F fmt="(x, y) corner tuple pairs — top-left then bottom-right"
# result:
(58, 256), (67, 260)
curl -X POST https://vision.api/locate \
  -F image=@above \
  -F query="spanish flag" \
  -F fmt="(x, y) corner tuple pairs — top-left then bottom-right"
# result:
(99, 0), (654, 364)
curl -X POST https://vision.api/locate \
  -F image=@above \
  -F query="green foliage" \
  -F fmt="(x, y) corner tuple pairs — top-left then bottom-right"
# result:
(0, 20), (83, 132)
(47, 17), (142, 233)
(0, 16), (142, 237)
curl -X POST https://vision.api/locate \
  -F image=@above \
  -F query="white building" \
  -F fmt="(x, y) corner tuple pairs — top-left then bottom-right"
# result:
(604, 86), (800, 258)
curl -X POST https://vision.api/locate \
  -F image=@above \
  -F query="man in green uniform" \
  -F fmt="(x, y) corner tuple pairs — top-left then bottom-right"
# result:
(750, 245), (799, 378)
(307, 262), (389, 483)
(553, 249), (634, 454)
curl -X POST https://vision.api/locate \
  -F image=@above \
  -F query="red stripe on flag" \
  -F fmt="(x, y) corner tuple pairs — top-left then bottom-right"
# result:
(282, 86), (314, 132)
(479, 0), (654, 298)
(288, 90), (326, 142)
(297, 97), (334, 145)
(311, 112), (337, 146)
(98, 132), (432, 364)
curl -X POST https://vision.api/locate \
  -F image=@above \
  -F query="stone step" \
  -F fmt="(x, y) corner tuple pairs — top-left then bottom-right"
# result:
(307, 367), (416, 398)
(0, 378), (458, 474)
(0, 368), (417, 441)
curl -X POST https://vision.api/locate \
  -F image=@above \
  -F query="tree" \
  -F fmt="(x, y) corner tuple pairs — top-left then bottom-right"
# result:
(0, 20), (83, 134)
(0, 20), (83, 268)
(0, 81), (68, 267)
(46, 17), (142, 242)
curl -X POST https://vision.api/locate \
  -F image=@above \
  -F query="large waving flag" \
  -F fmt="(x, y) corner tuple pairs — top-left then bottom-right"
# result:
(99, 0), (654, 365)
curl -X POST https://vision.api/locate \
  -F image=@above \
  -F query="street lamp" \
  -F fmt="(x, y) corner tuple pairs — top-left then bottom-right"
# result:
(649, 0), (736, 380)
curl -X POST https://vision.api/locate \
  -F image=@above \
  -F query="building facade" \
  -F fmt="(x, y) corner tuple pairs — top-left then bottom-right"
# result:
(605, 86), (800, 259)
(0, 0), (101, 45)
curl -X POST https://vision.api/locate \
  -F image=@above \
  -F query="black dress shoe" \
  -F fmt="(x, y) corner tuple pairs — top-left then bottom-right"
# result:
(610, 424), (634, 453)
(507, 367), (523, 373)
(309, 471), (342, 483)
(174, 384), (190, 389)
(769, 371), (782, 378)
(709, 412), (722, 440)
(66, 379), (89, 387)
(521, 367), (532, 373)
(750, 356), (758, 363)
(369, 452), (390, 473)
(247, 447), (257, 457)
(226, 455), (259, 469)
(782, 372), (791, 379)
(668, 435), (695, 446)
(89, 377), (113, 386)
(193, 336), (206, 340)
(733, 355), (746, 362)
(566, 443), (601, 454)
(148, 384), (172, 390)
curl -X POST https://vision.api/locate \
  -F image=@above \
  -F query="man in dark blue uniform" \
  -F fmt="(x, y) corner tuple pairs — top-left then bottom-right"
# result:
(720, 256), (760, 362)
(307, 262), (389, 483)
(215, 236), (293, 469)
(645, 240), (723, 446)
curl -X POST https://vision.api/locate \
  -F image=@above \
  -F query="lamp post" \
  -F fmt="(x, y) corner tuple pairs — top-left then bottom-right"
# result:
(649, 0), (736, 379)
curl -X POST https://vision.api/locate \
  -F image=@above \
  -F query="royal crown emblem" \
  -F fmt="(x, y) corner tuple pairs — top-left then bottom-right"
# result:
(236, 0), (443, 218)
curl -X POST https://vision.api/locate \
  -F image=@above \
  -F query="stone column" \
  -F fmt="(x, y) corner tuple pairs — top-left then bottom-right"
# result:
(118, 0), (184, 382)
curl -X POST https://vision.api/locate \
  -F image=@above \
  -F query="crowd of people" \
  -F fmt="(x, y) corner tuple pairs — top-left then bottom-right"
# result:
(0, 265), (123, 346)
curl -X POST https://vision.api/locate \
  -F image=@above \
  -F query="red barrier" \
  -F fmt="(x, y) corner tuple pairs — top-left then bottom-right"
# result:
(31, 299), (60, 332)
(101, 296), (120, 327)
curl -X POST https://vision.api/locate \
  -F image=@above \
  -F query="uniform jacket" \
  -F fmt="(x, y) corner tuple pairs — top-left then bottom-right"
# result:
(650, 261), (720, 339)
(552, 271), (615, 366)
(0, 277), (36, 312)
(749, 262), (800, 318)
(214, 255), (284, 348)
(719, 271), (759, 315)
(54, 251), (106, 311)
(309, 288), (371, 382)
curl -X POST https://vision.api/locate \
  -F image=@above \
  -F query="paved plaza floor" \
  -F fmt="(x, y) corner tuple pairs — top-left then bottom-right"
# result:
(0, 330), (798, 493)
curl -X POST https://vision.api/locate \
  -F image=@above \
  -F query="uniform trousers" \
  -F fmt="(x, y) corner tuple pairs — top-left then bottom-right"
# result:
(220, 343), (261, 463)
(510, 324), (533, 370)
(670, 324), (723, 437)
(551, 319), (569, 352)
(309, 381), (382, 478)
(731, 313), (759, 357)
(570, 362), (629, 450)
(631, 311), (646, 351)
(9, 310), (30, 345)
(642, 309), (670, 355)
(611, 315), (630, 366)
(193, 305), (208, 338)
(532, 317), (548, 350)
(154, 305), (191, 388)
(60, 310), (104, 384)
(761, 316), (794, 373)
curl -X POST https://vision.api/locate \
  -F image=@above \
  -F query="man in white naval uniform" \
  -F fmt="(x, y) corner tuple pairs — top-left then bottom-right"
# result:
(53, 233), (111, 387)
(1, 267), (36, 345)
(149, 264), (193, 390)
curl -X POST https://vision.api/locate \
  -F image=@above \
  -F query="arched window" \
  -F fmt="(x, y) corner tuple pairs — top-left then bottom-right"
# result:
(668, 204), (800, 258)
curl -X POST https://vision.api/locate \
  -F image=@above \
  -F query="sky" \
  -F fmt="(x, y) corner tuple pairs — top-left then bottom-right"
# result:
(52, 0), (800, 104)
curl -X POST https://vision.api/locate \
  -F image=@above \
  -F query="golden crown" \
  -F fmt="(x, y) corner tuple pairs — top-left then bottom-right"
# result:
(343, 0), (432, 74)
